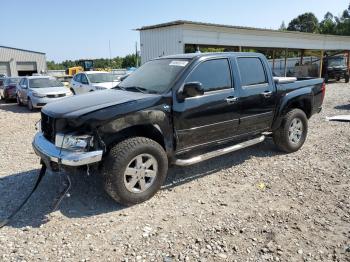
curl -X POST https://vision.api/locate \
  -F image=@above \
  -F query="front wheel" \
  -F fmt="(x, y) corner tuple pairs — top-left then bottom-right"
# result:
(273, 109), (308, 153)
(345, 74), (349, 83)
(27, 98), (34, 111)
(16, 95), (23, 106)
(102, 137), (168, 206)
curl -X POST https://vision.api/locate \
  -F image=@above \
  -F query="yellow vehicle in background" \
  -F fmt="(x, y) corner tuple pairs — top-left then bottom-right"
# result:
(65, 60), (94, 76)
(66, 60), (112, 76)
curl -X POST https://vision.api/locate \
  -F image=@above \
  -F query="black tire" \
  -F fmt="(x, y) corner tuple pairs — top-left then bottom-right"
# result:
(16, 95), (23, 106)
(273, 109), (308, 153)
(345, 74), (349, 83)
(27, 98), (34, 111)
(70, 88), (76, 95)
(102, 137), (168, 206)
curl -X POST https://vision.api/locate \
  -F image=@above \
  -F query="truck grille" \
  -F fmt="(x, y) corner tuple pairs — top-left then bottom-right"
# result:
(41, 112), (56, 143)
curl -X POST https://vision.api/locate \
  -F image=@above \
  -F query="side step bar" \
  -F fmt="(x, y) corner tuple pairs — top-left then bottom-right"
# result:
(174, 135), (265, 166)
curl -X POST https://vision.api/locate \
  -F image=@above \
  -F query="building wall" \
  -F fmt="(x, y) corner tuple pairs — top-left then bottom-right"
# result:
(0, 47), (46, 76)
(140, 25), (184, 64)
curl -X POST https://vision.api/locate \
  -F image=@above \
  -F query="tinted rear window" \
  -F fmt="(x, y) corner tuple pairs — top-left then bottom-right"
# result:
(237, 57), (267, 86)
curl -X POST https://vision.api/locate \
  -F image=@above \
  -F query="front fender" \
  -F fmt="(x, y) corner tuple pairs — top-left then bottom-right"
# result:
(98, 108), (174, 155)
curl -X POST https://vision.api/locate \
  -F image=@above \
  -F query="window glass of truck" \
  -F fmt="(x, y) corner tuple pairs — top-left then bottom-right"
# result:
(186, 59), (231, 92)
(237, 57), (267, 86)
(118, 59), (189, 94)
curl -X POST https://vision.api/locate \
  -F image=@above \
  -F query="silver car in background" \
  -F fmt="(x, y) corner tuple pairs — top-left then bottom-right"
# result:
(16, 76), (73, 111)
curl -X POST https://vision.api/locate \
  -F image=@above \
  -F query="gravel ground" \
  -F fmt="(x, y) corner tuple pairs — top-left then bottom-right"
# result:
(0, 82), (349, 262)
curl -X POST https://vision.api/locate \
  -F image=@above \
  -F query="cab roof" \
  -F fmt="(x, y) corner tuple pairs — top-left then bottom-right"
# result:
(155, 52), (264, 61)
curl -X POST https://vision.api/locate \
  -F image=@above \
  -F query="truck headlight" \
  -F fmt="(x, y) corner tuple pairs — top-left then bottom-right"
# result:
(32, 92), (46, 98)
(55, 133), (93, 150)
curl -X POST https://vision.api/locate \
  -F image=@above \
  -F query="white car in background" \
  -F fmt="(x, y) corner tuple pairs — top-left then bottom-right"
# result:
(70, 71), (120, 95)
(16, 76), (73, 111)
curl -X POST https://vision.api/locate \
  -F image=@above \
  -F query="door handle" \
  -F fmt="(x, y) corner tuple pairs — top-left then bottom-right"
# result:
(261, 91), (273, 98)
(226, 96), (239, 104)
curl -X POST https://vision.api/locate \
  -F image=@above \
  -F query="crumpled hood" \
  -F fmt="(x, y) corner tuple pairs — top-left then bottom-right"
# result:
(42, 89), (160, 118)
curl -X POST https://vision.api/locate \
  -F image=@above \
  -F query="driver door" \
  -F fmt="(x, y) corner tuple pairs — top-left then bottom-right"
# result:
(173, 58), (240, 152)
(80, 74), (91, 93)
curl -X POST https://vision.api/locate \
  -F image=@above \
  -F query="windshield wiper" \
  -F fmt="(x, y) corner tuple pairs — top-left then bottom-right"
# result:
(113, 85), (126, 90)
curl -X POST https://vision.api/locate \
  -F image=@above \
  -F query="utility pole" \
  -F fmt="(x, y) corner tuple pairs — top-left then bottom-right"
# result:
(135, 42), (139, 68)
(109, 40), (112, 69)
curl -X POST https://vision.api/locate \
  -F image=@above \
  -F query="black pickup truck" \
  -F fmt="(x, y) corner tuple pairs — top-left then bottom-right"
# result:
(33, 52), (325, 205)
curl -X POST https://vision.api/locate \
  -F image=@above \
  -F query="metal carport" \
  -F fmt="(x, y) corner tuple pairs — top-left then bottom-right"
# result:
(138, 20), (350, 77)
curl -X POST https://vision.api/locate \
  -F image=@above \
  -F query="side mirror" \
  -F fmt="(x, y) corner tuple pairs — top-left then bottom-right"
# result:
(21, 84), (27, 89)
(180, 82), (204, 99)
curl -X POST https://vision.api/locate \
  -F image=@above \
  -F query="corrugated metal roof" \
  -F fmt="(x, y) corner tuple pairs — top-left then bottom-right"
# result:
(0, 45), (45, 55)
(137, 20), (350, 39)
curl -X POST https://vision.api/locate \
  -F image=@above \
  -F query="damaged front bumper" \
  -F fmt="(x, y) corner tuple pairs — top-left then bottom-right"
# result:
(32, 132), (103, 169)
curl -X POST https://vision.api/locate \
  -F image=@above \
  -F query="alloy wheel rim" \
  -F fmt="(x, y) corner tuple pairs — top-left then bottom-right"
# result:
(124, 153), (158, 193)
(288, 118), (303, 144)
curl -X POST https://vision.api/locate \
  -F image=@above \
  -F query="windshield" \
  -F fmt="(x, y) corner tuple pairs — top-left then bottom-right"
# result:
(118, 59), (189, 94)
(29, 78), (64, 88)
(88, 73), (115, 83)
(5, 78), (20, 85)
(328, 57), (346, 67)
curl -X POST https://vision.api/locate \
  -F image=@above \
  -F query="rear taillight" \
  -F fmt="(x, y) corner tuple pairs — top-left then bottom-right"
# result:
(321, 82), (326, 102)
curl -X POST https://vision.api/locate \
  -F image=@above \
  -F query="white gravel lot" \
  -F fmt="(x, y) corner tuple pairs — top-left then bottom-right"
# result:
(0, 82), (349, 262)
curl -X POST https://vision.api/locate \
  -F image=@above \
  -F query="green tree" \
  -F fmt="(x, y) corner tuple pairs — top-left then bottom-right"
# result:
(279, 21), (287, 31)
(287, 12), (319, 33)
(334, 4), (350, 35)
(319, 12), (337, 34)
(122, 54), (140, 68)
(47, 61), (65, 70)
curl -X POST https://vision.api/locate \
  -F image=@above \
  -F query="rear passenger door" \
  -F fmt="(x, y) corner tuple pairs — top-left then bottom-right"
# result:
(235, 57), (276, 133)
(173, 58), (240, 152)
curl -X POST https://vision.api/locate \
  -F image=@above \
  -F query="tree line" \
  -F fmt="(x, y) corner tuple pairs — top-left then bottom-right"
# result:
(47, 54), (140, 70)
(280, 3), (350, 35)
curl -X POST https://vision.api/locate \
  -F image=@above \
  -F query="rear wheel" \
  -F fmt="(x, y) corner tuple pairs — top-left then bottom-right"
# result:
(273, 109), (308, 153)
(102, 137), (168, 206)
(345, 74), (349, 83)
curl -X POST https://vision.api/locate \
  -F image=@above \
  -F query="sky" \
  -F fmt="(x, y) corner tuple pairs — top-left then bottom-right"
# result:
(2, 0), (349, 62)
